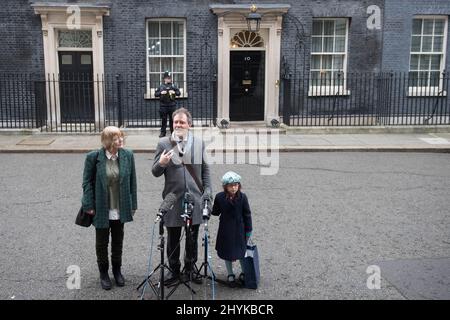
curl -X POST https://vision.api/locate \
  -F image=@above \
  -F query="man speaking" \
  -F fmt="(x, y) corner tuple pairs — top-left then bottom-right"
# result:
(152, 108), (212, 285)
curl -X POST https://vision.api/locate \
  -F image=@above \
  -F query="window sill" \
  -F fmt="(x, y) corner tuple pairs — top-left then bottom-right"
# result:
(308, 87), (351, 97)
(144, 90), (189, 100)
(407, 88), (447, 97)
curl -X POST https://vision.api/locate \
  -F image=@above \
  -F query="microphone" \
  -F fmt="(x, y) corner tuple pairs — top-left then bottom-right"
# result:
(202, 193), (212, 221)
(181, 192), (194, 227)
(156, 193), (177, 222)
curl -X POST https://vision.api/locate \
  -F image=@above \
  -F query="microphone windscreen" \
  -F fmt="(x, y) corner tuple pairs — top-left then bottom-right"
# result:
(159, 193), (177, 212)
(184, 192), (194, 203)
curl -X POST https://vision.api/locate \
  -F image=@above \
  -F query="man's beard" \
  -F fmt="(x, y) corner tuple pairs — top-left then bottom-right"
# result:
(174, 127), (188, 139)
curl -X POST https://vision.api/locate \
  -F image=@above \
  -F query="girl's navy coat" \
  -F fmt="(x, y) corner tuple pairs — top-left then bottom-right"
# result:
(211, 191), (252, 261)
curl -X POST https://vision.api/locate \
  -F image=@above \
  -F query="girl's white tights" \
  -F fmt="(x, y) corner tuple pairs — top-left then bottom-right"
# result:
(225, 259), (245, 277)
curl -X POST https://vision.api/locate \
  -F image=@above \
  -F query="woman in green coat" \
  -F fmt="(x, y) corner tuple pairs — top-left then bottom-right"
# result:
(81, 126), (138, 290)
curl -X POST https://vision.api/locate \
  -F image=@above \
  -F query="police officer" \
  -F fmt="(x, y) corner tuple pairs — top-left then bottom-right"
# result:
(155, 71), (181, 138)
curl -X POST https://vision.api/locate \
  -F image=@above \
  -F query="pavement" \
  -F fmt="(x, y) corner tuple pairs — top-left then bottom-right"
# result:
(1, 126), (450, 153)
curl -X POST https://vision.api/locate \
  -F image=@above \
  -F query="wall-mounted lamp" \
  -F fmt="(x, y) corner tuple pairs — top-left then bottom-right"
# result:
(246, 4), (262, 33)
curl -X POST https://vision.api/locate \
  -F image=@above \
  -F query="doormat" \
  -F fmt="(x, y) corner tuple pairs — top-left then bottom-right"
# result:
(17, 137), (56, 146)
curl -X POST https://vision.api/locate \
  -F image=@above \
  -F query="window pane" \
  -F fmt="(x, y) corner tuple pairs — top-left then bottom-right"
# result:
(334, 71), (345, 83)
(418, 71), (428, 86)
(324, 21), (334, 35)
(58, 30), (92, 48)
(161, 57), (171, 72)
(409, 71), (418, 87)
(173, 21), (184, 38)
(148, 21), (159, 37)
(173, 39), (184, 55)
(148, 39), (160, 55)
(430, 71), (440, 87)
(312, 20), (322, 36)
(335, 37), (345, 52)
(320, 71), (332, 86)
(61, 54), (72, 65)
(161, 39), (171, 55)
(412, 19), (422, 35)
(423, 20), (434, 35)
(161, 22), (171, 37)
(433, 36), (443, 52)
(322, 55), (332, 69)
(311, 55), (321, 69)
(312, 37), (322, 52)
(411, 36), (421, 52)
(149, 73), (161, 88)
(149, 57), (160, 72)
(311, 71), (320, 86)
(333, 55), (344, 70)
(410, 54), (419, 70)
(80, 54), (91, 65)
(434, 19), (445, 35)
(419, 55), (430, 71)
(430, 55), (441, 70)
(324, 37), (333, 52)
(335, 20), (346, 36)
(173, 73), (184, 89)
(174, 57), (184, 72)
(422, 36), (432, 52)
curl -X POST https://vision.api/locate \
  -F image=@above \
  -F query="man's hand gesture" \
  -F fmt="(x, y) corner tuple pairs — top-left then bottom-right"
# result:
(159, 149), (174, 167)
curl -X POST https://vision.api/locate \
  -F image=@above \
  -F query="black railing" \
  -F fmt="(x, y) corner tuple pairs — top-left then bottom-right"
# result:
(0, 73), (216, 132)
(281, 72), (450, 126)
(0, 73), (42, 129)
(1, 72), (450, 132)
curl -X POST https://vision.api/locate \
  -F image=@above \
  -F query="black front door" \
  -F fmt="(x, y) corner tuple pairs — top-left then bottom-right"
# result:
(58, 51), (94, 122)
(229, 51), (265, 121)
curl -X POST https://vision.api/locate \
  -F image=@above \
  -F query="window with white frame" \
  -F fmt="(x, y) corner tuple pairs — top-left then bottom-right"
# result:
(310, 18), (349, 96)
(409, 16), (448, 96)
(146, 19), (186, 98)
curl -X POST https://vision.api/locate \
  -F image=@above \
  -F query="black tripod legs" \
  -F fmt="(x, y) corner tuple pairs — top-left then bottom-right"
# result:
(137, 263), (174, 299)
(165, 266), (197, 299)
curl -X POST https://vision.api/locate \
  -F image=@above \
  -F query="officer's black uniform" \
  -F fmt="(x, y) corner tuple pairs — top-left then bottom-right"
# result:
(155, 72), (181, 137)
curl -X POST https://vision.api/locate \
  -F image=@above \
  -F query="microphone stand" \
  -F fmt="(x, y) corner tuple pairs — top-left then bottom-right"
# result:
(196, 200), (228, 291)
(165, 196), (197, 299)
(136, 213), (172, 300)
(195, 200), (219, 299)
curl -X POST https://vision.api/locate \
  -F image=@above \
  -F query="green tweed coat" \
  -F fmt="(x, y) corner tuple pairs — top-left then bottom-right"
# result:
(81, 148), (138, 228)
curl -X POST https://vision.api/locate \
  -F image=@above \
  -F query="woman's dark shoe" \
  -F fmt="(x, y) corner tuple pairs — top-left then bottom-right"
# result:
(238, 272), (245, 285)
(100, 272), (112, 290)
(227, 274), (236, 288)
(112, 267), (125, 287)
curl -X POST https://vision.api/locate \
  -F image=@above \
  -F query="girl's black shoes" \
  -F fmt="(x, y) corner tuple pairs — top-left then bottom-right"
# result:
(238, 273), (245, 286)
(227, 274), (236, 288)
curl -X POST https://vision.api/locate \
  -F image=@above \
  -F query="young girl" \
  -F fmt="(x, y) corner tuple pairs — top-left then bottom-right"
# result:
(211, 171), (253, 287)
